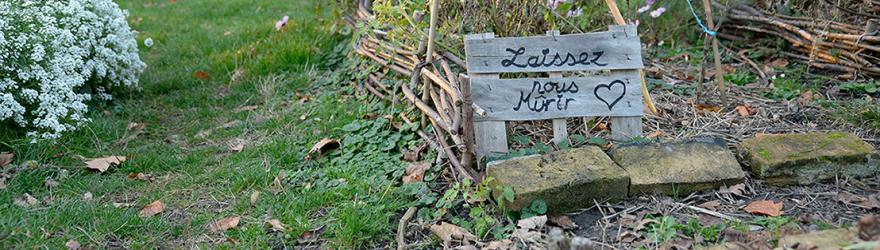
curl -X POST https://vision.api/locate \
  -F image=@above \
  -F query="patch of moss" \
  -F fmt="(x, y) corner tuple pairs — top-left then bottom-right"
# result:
(759, 149), (772, 159)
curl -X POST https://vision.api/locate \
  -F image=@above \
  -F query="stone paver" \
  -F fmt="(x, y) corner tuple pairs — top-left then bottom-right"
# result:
(610, 137), (745, 196)
(776, 228), (854, 250)
(486, 146), (629, 213)
(739, 132), (879, 186)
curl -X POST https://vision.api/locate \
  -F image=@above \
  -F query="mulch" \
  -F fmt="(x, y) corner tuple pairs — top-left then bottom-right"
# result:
(566, 175), (880, 249)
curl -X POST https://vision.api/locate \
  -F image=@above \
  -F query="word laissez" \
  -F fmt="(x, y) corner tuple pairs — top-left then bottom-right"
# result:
(513, 80), (579, 112)
(501, 47), (607, 68)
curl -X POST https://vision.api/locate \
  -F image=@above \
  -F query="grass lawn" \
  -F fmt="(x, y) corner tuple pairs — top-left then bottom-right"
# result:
(0, 0), (418, 248)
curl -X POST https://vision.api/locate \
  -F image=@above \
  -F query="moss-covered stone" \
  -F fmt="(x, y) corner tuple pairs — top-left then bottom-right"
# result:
(486, 147), (629, 214)
(776, 228), (854, 250)
(739, 132), (879, 186)
(609, 137), (745, 196)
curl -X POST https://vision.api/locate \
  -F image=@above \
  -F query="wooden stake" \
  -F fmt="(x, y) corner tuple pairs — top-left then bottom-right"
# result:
(701, 0), (727, 107)
(603, 0), (659, 115)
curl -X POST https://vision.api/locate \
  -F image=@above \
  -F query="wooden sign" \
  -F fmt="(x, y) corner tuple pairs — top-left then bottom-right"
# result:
(464, 25), (645, 161)
(470, 72), (642, 121)
(465, 26), (643, 73)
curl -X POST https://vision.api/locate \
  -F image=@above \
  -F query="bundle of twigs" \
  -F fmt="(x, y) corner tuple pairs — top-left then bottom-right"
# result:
(720, 4), (880, 76)
(353, 0), (479, 181)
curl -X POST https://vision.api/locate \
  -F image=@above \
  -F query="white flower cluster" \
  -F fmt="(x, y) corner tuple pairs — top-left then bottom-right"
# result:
(0, 0), (146, 140)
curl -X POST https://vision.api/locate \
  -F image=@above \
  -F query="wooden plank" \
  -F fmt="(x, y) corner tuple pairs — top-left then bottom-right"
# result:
(546, 30), (569, 146)
(471, 73), (508, 164)
(611, 116), (642, 141)
(464, 25), (643, 73)
(470, 71), (643, 121)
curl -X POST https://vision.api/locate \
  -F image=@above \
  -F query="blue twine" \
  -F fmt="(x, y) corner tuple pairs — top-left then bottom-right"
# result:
(686, 0), (717, 36)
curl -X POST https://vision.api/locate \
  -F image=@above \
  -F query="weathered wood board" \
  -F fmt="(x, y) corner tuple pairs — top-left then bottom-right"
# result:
(464, 25), (643, 74)
(471, 70), (642, 121)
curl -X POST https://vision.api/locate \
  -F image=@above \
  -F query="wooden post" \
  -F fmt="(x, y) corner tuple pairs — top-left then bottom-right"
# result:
(605, 0), (646, 141)
(547, 30), (568, 146)
(459, 74), (476, 170)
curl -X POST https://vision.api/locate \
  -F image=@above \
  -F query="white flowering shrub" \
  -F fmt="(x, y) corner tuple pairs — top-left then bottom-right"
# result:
(0, 0), (146, 139)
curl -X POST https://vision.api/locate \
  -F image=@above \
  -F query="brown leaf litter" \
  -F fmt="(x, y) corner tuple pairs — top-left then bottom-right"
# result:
(84, 156), (127, 173)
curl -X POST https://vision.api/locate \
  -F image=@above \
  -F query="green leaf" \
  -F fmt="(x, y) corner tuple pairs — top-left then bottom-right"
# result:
(513, 135), (531, 145)
(530, 200), (547, 215)
(570, 134), (586, 145)
(502, 186), (515, 203)
(342, 122), (361, 132)
(556, 140), (571, 150)
(587, 137), (607, 146)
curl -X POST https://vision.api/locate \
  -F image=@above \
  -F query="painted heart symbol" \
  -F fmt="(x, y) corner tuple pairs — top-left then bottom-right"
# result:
(594, 80), (626, 111)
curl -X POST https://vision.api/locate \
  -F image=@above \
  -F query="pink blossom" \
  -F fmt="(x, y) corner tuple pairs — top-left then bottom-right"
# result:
(637, 5), (652, 13)
(567, 8), (583, 17)
(275, 16), (289, 31)
(650, 7), (666, 18)
(548, 0), (566, 10)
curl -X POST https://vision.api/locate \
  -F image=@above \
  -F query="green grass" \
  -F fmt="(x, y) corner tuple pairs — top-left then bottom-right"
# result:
(0, 0), (417, 248)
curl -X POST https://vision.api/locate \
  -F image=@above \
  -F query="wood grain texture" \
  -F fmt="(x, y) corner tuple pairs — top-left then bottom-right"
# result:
(464, 25), (643, 73)
(546, 59), (568, 145)
(471, 71), (643, 121)
(611, 116), (642, 141)
(471, 73), (508, 163)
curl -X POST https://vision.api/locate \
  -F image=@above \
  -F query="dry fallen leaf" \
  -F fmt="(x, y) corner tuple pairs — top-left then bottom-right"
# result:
(44, 178), (60, 188)
(548, 215), (579, 230)
(402, 162), (430, 183)
(835, 192), (879, 209)
(634, 218), (660, 231)
(127, 122), (146, 131)
(696, 103), (722, 113)
(430, 222), (476, 243)
(266, 219), (286, 232)
(798, 90), (814, 106)
(194, 70), (210, 80)
(858, 214), (880, 240)
(140, 200), (165, 218)
(744, 200), (784, 217)
(735, 105), (757, 117)
(229, 138), (248, 152)
(233, 105), (258, 113)
(483, 239), (513, 250)
(698, 200), (722, 210)
(127, 173), (153, 182)
(209, 216), (241, 232)
(0, 152), (14, 167)
(296, 92), (312, 104)
(719, 183), (748, 197)
(517, 215), (547, 231)
(66, 239), (81, 250)
(14, 193), (39, 207)
(84, 156), (127, 173)
(297, 226), (324, 244)
(270, 170), (286, 194)
(646, 130), (666, 139)
(250, 191), (261, 206)
(230, 68), (245, 82)
(113, 202), (133, 208)
(305, 138), (340, 160)
(594, 122), (608, 131)
(767, 58), (790, 68)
